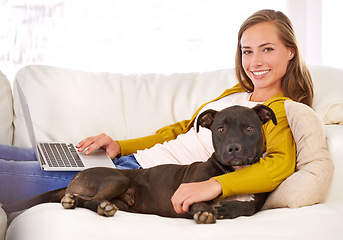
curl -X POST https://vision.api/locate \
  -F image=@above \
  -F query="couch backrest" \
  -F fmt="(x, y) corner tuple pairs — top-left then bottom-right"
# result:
(0, 71), (13, 145)
(11, 65), (343, 147)
(310, 65), (343, 125)
(12, 65), (237, 147)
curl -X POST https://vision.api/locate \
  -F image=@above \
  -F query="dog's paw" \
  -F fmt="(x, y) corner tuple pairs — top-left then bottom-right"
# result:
(97, 200), (118, 217)
(193, 211), (216, 224)
(61, 193), (77, 209)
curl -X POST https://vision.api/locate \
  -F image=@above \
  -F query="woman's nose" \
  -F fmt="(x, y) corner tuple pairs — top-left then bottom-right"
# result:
(251, 53), (263, 68)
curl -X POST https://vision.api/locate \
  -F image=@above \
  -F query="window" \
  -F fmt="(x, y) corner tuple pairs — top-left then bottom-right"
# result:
(0, 0), (289, 81)
(322, 0), (343, 69)
(6, 0), (341, 83)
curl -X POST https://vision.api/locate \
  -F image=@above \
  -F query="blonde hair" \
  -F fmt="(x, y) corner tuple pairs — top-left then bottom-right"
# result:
(235, 9), (313, 106)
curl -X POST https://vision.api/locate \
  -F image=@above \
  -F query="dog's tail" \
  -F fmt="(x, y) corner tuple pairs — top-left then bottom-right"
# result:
(2, 187), (66, 214)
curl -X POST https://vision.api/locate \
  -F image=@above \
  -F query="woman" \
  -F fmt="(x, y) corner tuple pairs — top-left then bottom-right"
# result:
(0, 10), (313, 208)
(76, 9), (313, 213)
(171, 9), (314, 213)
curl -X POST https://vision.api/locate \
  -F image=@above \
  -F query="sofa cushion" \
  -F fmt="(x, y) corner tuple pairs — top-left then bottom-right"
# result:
(263, 100), (334, 209)
(0, 71), (13, 145)
(5, 202), (343, 240)
(323, 125), (343, 202)
(0, 203), (7, 240)
(310, 65), (343, 124)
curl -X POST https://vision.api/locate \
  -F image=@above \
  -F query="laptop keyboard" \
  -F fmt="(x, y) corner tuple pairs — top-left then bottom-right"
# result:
(39, 143), (84, 168)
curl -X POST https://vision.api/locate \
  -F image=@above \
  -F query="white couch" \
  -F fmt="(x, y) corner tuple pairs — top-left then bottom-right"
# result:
(1, 65), (343, 240)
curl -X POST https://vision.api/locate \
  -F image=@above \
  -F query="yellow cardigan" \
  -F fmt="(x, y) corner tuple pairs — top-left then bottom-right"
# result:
(118, 84), (296, 197)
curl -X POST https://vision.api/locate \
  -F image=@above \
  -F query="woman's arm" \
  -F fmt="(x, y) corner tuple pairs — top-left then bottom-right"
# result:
(77, 119), (192, 158)
(117, 119), (192, 156)
(171, 179), (222, 214)
(77, 84), (245, 158)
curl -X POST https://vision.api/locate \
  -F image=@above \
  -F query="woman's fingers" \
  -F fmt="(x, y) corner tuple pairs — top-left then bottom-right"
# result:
(171, 179), (222, 214)
(76, 133), (120, 159)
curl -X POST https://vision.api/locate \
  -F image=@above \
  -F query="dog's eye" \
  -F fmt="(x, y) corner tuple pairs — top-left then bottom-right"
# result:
(217, 127), (224, 133)
(247, 126), (253, 131)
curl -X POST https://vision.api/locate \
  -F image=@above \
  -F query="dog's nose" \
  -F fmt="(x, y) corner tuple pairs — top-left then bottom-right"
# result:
(227, 144), (241, 154)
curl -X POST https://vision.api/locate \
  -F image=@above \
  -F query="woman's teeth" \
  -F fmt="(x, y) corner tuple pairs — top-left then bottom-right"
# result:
(253, 70), (270, 76)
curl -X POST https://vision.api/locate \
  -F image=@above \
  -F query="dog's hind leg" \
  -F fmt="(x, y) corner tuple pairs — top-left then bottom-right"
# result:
(61, 193), (78, 209)
(62, 170), (131, 217)
(95, 200), (119, 217)
(61, 190), (121, 217)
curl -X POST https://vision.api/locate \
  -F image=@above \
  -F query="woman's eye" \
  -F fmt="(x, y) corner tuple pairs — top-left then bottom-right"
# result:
(263, 48), (273, 52)
(218, 127), (224, 133)
(243, 50), (252, 55)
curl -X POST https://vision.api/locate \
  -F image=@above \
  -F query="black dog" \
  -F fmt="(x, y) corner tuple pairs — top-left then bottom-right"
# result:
(4, 104), (277, 224)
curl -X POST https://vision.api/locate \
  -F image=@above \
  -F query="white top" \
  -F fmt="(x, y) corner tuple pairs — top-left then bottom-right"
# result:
(135, 92), (261, 168)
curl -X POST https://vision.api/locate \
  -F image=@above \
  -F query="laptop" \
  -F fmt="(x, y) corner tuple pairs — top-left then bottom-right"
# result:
(16, 80), (116, 171)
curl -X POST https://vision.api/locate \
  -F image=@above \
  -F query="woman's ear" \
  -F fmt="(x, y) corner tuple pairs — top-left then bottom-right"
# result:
(289, 47), (295, 60)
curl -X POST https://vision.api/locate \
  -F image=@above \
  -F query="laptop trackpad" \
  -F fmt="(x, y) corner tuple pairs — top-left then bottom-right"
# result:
(79, 149), (115, 168)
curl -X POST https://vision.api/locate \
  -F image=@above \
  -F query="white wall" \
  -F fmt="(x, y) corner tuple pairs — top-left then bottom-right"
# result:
(287, 0), (322, 65)
(0, 0), (341, 83)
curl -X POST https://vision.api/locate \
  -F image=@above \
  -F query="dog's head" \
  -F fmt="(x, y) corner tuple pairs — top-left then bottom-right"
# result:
(196, 104), (277, 171)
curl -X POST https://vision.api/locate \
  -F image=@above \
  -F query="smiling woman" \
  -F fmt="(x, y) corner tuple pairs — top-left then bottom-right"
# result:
(168, 9), (313, 215)
(240, 22), (295, 102)
(235, 9), (313, 106)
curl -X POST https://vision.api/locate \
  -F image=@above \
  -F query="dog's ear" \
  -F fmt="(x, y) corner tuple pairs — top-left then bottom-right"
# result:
(196, 109), (218, 132)
(252, 104), (277, 125)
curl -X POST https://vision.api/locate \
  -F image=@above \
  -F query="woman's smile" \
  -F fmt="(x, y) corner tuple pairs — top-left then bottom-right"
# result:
(251, 69), (271, 77)
(241, 22), (295, 101)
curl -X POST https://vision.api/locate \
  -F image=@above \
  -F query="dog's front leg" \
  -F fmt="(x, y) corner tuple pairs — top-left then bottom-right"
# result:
(213, 193), (268, 219)
(213, 200), (256, 219)
(189, 202), (216, 224)
(212, 193), (268, 219)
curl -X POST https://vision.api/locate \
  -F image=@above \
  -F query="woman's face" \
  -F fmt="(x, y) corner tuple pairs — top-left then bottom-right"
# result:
(240, 22), (294, 99)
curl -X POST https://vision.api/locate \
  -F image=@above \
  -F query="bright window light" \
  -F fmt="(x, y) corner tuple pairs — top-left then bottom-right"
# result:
(322, 0), (343, 69)
(1, 0), (296, 82)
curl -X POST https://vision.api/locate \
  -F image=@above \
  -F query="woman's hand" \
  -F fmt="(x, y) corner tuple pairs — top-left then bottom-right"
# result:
(171, 179), (222, 214)
(76, 133), (120, 159)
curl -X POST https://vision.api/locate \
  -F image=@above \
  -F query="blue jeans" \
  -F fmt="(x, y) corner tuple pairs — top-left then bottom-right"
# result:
(113, 154), (142, 169)
(0, 145), (141, 203)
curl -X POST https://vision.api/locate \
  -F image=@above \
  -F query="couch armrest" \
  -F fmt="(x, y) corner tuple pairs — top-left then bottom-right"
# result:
(324, 125), (343, 202)
(0, 71), (13, 145)
(0, 204), (7, 240)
